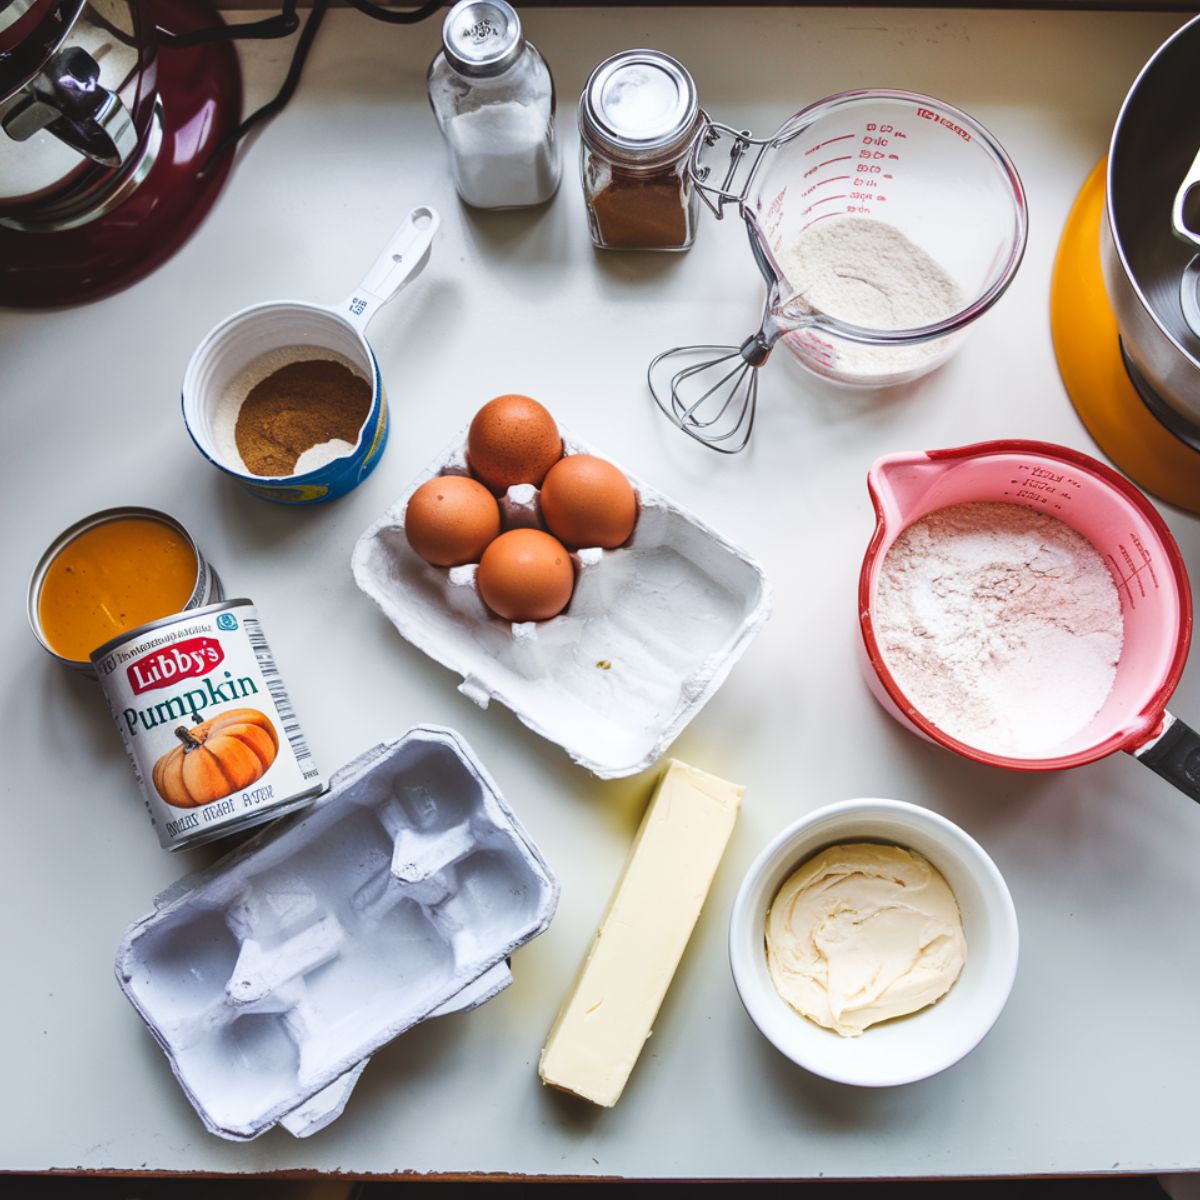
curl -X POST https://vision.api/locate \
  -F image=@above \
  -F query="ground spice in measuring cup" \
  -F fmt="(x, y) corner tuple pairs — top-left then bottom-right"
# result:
(235, 359), (372, 477)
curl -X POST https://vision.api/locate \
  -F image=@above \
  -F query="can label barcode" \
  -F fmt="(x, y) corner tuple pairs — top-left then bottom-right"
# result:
(96, 598), (324, 852)
(242, 615), (315, 767)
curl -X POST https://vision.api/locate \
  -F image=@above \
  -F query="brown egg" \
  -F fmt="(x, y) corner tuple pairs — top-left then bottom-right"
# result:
(467, 394), (563, 494)
(405, 475), (501, 567)
(540, 454), (638, 550)
(477, 529), (574, 622)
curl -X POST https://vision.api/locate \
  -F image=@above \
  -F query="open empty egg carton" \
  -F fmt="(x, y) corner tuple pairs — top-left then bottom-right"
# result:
(353, 431), (771, 778)
(114, 726), (557, 1141)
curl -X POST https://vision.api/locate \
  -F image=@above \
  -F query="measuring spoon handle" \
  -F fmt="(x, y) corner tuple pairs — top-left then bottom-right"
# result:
(340, 206), (440, 332)
(1132, 712), (1200, 803)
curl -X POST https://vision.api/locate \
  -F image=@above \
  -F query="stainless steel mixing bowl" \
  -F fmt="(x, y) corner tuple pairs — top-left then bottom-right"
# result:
(1102, 13), (1200, 434)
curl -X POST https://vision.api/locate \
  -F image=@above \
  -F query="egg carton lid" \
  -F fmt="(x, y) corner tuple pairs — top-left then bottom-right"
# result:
(352, 429), (772, 778)
(115, 725), (558, 1141)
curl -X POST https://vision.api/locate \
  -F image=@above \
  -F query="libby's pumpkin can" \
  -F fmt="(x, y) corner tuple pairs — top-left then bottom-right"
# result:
(91, 599), (324, 851)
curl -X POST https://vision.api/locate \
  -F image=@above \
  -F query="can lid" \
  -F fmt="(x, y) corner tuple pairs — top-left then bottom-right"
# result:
(441, 0), (524, 78)
(580, 49), (699, 164)
(28, 505), (206, 671)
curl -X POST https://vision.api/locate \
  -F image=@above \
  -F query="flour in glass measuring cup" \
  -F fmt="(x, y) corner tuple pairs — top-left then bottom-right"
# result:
(875, 502), (1124, 757)
(778, 217), (963, 378)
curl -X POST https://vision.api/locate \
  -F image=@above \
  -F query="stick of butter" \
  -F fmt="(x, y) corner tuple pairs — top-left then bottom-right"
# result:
(538, 759), (742, 1107)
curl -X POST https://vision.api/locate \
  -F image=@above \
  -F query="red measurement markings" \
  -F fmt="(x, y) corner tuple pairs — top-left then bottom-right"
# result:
(787, 329), (836, 365)
(804, 134), (855, 156)
(1129, 532), (1159, 591)
(799, 211), (847, 233)
(762, 186), (788, 242)
(803, 155), (853, 180)
(765, 187), (787, 221)
(1108, 553), (1147, 610)
(915, 106), (971, 142)
(801, 175), (850, 197)
(802, 194), (849, 215)
(1107, 537), (1159, 611)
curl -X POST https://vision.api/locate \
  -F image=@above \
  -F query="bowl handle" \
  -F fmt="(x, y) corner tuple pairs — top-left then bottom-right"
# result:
(1131, 711), (1200, 803)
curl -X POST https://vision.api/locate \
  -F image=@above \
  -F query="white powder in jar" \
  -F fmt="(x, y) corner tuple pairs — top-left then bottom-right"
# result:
(776, 217), (963, 381)
(445, 100), (560, 209)
(874, 502), (1124, 757)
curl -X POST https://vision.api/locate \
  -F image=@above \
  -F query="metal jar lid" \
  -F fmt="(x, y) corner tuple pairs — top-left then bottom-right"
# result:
(580, 49), (700, 166)
(441, 0), (524, 78)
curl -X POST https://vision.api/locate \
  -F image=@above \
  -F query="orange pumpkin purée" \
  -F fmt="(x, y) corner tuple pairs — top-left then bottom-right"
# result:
(38, 517), (198, 662)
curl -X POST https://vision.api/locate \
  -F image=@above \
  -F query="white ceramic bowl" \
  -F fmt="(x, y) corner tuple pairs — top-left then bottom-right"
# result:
(729, 798), (1018, 1087)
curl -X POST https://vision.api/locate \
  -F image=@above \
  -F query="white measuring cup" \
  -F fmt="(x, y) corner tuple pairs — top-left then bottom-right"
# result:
(183, 207), (440, 504)
(649, 90), (1027, 451)
(859, 439), (1200, 805)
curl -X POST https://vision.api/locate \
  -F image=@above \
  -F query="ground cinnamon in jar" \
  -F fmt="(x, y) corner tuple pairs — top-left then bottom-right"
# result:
(235, 360), (372, 477)
(589, 165), (688, 249)
(578, 50), (702, 251)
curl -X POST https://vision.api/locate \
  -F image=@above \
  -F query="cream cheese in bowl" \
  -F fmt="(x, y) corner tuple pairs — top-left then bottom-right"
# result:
(730, 798), (1018, 1087)
(765, 842), (967, 1038)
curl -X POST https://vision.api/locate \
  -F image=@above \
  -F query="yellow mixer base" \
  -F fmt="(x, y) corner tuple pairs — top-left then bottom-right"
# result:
(1051, 159), (1200, 515)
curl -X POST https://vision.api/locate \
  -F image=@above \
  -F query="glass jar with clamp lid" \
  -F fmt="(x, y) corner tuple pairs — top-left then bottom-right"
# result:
(578, 49), (704, 251)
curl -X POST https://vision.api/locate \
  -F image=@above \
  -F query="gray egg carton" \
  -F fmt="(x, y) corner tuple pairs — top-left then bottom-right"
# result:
(114, 726), (558, 1142)
(352, 431), (771, 778)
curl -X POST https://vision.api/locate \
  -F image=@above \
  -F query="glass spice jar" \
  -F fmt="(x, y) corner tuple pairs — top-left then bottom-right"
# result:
(427, 0), (561, 210)
(578, 50), (704, 252)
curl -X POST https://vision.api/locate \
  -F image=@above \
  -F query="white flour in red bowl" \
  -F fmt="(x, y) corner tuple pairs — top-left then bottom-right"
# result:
(874, 502), (1124, 757)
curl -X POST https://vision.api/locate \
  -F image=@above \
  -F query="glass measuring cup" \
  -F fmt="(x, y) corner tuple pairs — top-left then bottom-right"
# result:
(746, 91), (1027, 383)
(649, 90), (1027, 451)
(859, 439), (1200, 806)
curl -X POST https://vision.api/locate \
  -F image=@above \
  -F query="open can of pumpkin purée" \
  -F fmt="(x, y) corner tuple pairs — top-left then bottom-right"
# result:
(28, 507), (222, 677)
(91, 599), (324, 851)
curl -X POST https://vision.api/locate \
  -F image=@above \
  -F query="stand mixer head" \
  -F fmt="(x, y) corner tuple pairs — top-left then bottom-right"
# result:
(0, 0), (241, 306)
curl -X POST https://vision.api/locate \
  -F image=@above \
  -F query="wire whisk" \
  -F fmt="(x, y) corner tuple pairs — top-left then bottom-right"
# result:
(648, 327), (776, 455)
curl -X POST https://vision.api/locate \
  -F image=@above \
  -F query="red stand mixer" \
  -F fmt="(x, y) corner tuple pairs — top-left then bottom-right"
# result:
(0, 0), (242, 307)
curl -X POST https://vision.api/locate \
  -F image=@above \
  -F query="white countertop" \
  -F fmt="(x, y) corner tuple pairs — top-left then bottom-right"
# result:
(2, 4), (1197, 1179)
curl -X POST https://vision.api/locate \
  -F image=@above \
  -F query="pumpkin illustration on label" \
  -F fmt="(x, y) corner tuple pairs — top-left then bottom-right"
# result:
(152, 708), (279, 809)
